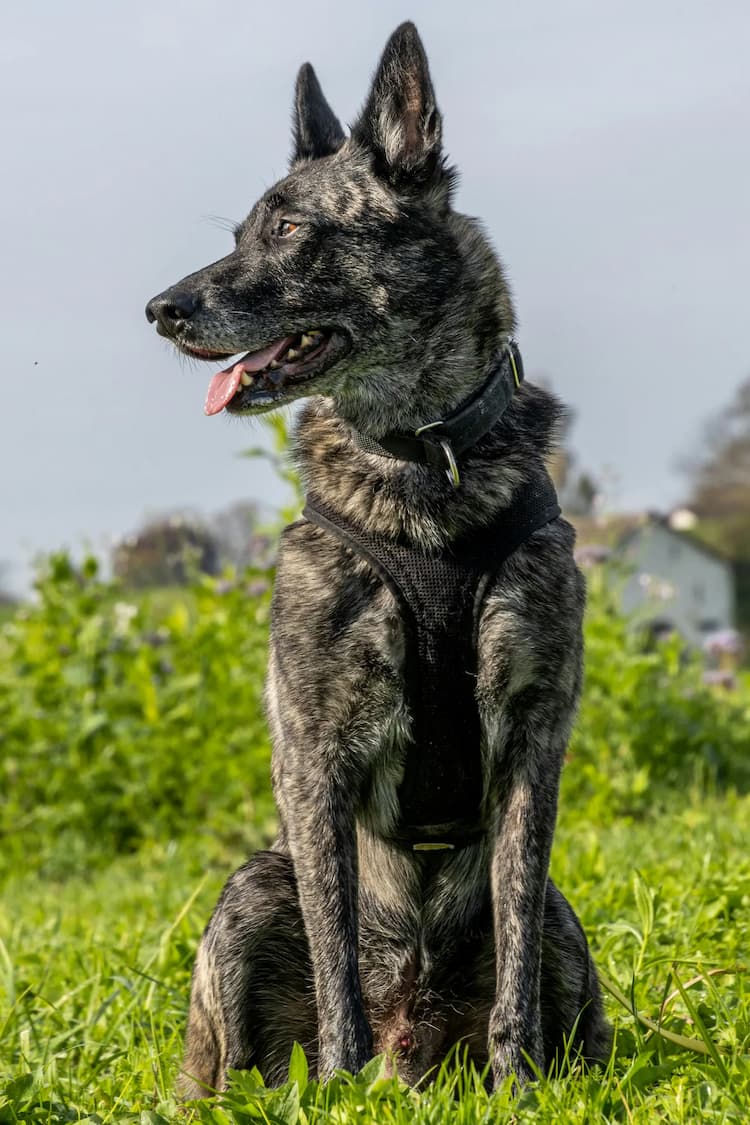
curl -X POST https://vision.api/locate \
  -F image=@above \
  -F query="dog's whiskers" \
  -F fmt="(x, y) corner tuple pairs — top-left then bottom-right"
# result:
(203, 213), (241, 234)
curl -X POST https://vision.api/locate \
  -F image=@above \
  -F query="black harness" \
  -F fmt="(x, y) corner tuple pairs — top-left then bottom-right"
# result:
(303, 343), (561, 851)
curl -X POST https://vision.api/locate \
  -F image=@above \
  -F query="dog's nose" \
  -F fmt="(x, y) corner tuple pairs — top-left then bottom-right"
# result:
(145, 291), (199, 329)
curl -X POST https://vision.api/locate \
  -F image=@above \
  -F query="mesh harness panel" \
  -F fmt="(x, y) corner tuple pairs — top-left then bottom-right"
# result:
(303, 473), (561, 849)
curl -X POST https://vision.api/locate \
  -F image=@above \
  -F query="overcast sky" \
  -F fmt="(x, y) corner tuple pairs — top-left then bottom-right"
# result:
(1, 0), (748, 592)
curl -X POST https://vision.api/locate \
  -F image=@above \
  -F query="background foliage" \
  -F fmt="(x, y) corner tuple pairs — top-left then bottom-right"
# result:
(1, 552), (748, 883)
(0, 554), (274, 882)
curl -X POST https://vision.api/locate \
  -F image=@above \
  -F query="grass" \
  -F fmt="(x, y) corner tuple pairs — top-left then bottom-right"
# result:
(1, 787), (748, 1123)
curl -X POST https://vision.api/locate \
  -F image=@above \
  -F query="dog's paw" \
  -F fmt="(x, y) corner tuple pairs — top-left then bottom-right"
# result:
(489, 1027), (544, 1091)
(491, 1052), (539, 1091)
(317, 1038), (373, 1081)
(318, 1051), (372, 1081)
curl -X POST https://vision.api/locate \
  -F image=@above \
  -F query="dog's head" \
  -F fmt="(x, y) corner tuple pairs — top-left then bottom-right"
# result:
(146, 22), (514, 433)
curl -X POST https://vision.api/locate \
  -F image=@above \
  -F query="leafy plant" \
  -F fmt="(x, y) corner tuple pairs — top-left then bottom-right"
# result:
(0, 553), (275, 879)
(563, 566), (750, 822)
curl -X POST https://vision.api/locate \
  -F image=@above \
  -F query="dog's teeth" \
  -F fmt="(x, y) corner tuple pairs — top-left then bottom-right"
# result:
(286, 348), (300, 360)
(240, 371), (252, 386)
(269, 360), (281, 369)
(300, 333), (315, 348)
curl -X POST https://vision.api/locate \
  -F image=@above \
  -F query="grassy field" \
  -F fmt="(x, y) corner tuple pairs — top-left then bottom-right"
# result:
(1, 790), (749, 1122)
(1, 558), (749, 1122)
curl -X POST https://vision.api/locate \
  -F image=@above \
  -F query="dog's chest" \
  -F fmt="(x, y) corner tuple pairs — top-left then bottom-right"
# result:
(301, 483), (559, 843)
(298, 510), (491, 837)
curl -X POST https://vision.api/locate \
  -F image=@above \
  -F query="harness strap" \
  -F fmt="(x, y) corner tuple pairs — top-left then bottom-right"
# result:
(303, 475), (561, 851)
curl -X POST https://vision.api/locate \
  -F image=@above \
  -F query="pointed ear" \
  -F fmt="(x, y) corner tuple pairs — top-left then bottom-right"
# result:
(291, 63), (346, 164)
(351, 22), (443, 185)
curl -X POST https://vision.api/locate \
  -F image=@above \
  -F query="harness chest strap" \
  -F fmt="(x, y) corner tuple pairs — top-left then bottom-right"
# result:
(303, 474), (561, 852)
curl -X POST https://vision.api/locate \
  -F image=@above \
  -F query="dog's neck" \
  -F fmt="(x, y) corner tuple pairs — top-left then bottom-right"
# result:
(294, 382), (564, 548)
(325, 332), (513, 442)
(321, 208), (519, 443)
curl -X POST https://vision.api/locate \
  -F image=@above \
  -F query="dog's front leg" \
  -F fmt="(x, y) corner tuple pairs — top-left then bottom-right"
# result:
(279, 761), (373, 1078)
(486, 689), (570, 1088)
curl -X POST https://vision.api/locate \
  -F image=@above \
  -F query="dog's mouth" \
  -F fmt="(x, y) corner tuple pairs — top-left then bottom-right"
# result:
(179, 329), (349, 415)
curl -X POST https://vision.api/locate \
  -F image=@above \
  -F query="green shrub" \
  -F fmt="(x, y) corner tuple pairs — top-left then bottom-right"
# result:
(0, 554), (275, 879)
(1, 545), (749, 881)
(565, 567), (750, 820)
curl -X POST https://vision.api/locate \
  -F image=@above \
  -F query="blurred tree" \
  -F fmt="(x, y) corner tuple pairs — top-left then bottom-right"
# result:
(211, 500), (262, 569)
(547, 405), (600, 517)
(112, 514), (219, 588)
(682, 374), (750, 633)
(0, 561), (16, 607)
(684, 376), (750, 521)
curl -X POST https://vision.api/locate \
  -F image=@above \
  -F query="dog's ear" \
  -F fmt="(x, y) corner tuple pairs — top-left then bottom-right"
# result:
(351, 22), (443, 187)
(291, 63), (346, 164)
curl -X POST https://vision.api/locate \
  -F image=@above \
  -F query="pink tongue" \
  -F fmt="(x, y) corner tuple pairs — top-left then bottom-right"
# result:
(204, 364), (243, 416)
(203, 336), (296, 416)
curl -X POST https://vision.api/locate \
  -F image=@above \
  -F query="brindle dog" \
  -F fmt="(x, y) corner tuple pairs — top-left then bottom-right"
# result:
(146, 21), (611, 1096)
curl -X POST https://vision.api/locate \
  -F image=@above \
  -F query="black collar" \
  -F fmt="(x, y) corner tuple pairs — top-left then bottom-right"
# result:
(352, 340), (524, 487)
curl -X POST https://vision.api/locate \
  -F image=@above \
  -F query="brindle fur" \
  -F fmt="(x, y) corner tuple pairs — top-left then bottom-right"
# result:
(146, 22), (611, 1096)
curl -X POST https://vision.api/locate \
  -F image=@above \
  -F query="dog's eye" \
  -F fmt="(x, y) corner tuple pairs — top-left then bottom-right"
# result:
(277, 220), (299, 238)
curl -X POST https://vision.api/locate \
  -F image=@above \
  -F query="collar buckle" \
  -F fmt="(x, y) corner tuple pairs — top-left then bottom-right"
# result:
(413, 421), (461, 488)
(439, 439), (461, 488)
(507, 341), (521, 388)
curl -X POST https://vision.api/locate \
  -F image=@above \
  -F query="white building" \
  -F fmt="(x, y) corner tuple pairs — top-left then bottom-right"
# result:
(575, 512), (736, 650)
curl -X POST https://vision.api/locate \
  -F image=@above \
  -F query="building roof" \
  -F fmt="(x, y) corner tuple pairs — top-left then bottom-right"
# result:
(570, 511), (732, 568)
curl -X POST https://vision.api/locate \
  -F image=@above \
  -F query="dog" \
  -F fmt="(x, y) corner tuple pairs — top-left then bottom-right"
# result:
(145, 21), (611, 1096)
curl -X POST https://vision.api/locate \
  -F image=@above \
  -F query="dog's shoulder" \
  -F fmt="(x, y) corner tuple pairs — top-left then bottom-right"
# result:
(481, 513), (583, 629)
(277, 515), (379, 585)
(476, 514), (585, 702)
(272, 516), (393, 645)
